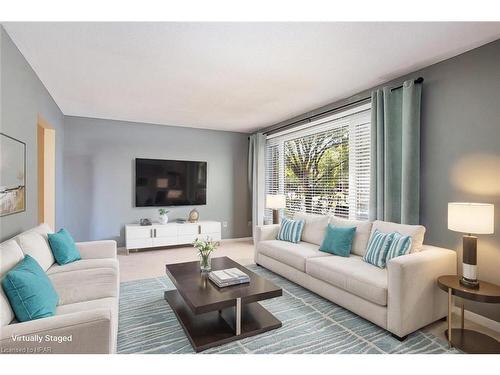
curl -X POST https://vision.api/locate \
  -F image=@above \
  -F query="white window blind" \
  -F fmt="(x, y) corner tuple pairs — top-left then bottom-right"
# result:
(265, 103), (371, 222)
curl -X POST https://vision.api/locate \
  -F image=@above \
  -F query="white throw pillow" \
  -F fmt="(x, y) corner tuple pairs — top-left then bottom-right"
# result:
(0, 240), (25, 326)
(370, 220), (426, 253)
(16, 227), (55, 271)
(32, 223), (53, 237)
(329, 216), (373, 257)
(293, 212), (329, 246)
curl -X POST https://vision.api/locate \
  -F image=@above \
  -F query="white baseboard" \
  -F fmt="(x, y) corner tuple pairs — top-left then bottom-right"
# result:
(220, 237), (252, 243)
(452, 306), (500, 333)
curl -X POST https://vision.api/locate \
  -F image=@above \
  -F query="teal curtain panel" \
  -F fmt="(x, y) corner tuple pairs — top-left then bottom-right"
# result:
(369, 80), (422, 224)
(248, 133), (266, 240)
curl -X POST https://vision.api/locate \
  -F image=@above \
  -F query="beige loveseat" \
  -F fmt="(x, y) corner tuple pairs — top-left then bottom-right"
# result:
(255, 213), (457, 339)
(0, 224), (119, 354)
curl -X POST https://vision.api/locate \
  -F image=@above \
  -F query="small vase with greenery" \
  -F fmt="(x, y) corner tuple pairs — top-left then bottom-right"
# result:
(193, 237), (218, 272)
(158, 208), (169, 224)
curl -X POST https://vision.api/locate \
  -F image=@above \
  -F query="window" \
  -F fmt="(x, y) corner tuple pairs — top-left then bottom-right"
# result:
(265, 103), (371, 222)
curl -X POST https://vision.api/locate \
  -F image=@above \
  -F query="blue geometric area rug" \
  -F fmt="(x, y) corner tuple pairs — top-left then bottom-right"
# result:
(117, 265), (459, 354)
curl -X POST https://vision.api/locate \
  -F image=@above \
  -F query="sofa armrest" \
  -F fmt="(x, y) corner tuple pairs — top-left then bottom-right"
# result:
(255, 224), (280, 243)
(0, 309), (113, 354)
(76, 240), (117, 259)
(387, 246), (457, 337)
(254, 225), (280, 263)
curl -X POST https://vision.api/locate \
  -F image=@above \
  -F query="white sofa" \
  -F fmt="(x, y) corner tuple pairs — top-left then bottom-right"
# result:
(0, 224), (119, 354)
(254, 213), (457, 339)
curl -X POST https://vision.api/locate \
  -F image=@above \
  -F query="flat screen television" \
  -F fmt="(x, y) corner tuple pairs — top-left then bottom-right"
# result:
(135, 158), (207, 207)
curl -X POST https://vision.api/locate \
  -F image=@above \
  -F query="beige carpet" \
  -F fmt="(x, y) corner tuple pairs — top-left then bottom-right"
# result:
(118, 238), (254, 282)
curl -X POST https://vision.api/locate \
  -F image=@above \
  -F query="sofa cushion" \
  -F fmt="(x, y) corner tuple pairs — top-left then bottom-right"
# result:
(306, 255), (388, 306)
(48, 228), (81, 265)
(31, 223), (54, 236)
(16, 224), (55, 271)
(363, 230), (395, 268)
(276, 218), (305, 243)
(294, 212), (329, 246)
(47, 258), (119, 275)
(0, 240), (25, 326)
(258, 240), (330, 272)
(385, 232), (412, 263)
(329, 216), (373, 257)
(49, 267), (118, 305)
(371, 220), (425, 253)
(0, 240), (24, 277)
(56, 297), (117, 316)
(2, 255), (59, 322)
(319, 224), (356, 257)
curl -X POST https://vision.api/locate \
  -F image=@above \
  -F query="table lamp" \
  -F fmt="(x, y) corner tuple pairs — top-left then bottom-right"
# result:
(266, 194), (286, 224)
(448, 202), (494, 289)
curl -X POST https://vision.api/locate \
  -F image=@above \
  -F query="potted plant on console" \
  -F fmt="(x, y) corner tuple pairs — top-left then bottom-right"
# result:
(158, 208), (169, 224)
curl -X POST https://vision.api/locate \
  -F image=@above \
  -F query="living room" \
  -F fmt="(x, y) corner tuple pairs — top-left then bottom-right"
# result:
(1, 1), (500, 373)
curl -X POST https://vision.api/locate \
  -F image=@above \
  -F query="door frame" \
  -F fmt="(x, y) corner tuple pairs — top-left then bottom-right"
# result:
(37, 115), (56, 229)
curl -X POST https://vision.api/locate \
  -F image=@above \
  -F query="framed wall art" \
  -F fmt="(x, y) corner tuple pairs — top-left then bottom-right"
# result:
(0, 133), (26, 217)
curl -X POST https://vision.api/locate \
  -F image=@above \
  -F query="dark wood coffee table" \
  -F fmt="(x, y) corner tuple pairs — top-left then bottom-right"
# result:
(164, 256), (282, 352)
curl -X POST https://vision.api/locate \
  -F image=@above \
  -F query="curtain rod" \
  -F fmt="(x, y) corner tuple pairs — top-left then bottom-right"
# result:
(264, 97), (370, 136)
(262, 77), (424, 136)
(390, 76), (424, 92)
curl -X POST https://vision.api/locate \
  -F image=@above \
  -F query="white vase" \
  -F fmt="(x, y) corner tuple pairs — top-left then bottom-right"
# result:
(159, 214), (168, 225)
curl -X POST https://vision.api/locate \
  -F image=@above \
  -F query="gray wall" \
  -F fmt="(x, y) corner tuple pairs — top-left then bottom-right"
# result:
(0, 26), (65, 242)
(263, 39), (500, 322)
(417, 40), (500, 322)
(63, 116), (251, 246)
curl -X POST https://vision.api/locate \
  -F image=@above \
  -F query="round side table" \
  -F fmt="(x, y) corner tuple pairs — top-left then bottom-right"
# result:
(437, 275), (500, 354)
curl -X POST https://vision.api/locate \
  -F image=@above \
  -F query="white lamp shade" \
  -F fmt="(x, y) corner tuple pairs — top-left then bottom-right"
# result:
(266, 194), (286, 209)
(448, 202), (494, 234)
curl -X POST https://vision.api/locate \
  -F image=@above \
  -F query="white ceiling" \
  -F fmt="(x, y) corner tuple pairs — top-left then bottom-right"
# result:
(4, 22), (500, 133)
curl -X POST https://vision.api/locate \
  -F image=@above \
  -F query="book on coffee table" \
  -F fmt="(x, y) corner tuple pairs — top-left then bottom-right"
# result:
(209, 267), (250, 287)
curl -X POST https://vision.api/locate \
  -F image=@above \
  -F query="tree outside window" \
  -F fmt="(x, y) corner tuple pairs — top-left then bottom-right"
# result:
(284, 129), (349, 217)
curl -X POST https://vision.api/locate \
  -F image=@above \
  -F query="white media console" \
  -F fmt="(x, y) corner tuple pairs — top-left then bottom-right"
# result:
(125, 221), (222, 254)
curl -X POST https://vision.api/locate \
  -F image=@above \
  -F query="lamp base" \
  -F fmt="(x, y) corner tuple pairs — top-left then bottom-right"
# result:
(460, 277), (479, 289)
(272, 210), (280, 225)
(461, 235), (479, 289)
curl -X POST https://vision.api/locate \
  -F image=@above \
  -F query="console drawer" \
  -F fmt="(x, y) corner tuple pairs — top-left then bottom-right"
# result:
(155, 225), (178, 237)
(178, 224), (199, 236)
(127, 226), (153, 239)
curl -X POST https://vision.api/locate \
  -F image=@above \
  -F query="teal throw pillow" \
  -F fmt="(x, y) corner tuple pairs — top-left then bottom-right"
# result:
(48, 228), (81, 265)
(276, 218), (305, 244)
(319, 224), (356, 257)
(363, 229), (395, 268)
(385, 232), (412, 263)
(1, 255), (59, 322)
